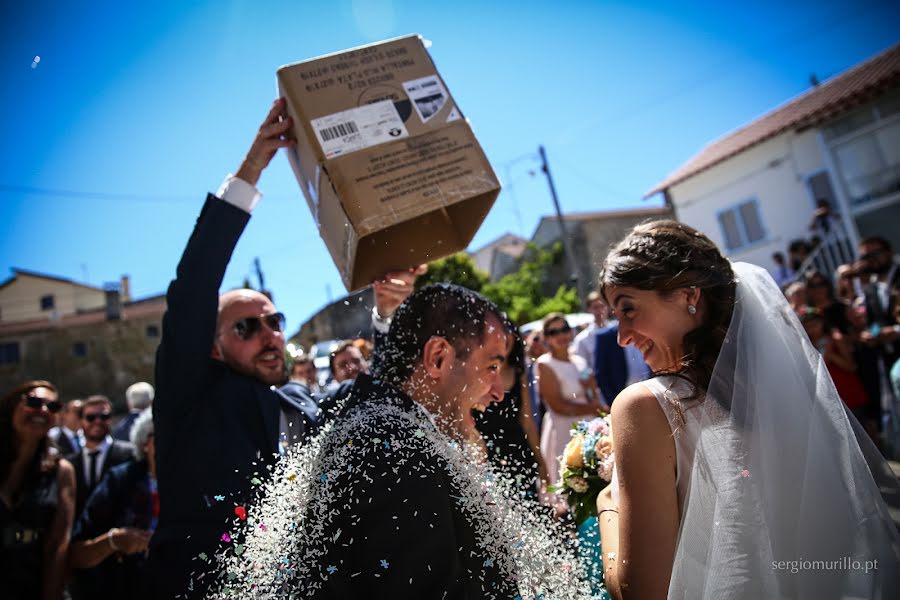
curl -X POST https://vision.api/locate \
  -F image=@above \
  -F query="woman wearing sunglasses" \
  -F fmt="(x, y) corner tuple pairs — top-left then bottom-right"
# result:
(536, 313), (606, 502)
(0, 380), (76, 600)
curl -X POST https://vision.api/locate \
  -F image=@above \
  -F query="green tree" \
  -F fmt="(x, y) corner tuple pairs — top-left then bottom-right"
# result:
(482, 243), (580, 325)
(415, 252), (489, 292)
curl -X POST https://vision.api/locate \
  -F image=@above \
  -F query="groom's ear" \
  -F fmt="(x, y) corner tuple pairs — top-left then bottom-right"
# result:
(422, 336), (453, 380)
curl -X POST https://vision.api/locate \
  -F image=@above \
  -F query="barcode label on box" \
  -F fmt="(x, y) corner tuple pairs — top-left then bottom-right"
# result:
(319, 121), (359, 142)
(311, 101), (409, 159)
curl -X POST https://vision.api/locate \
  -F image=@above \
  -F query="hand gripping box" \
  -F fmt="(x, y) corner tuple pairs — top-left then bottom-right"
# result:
(278, 35), (500, 291)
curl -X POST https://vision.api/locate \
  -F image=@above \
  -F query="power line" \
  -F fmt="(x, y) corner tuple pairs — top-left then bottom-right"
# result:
(0, 183), (196, 205)
(0, 183), (301, 205)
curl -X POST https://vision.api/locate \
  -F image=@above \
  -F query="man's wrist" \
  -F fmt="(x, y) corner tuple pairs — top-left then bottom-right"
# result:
(107, 529), (120, 552)
(217, 174), (262, 213)
(372, 306), (391, 334)
(235, 161), (261, 188)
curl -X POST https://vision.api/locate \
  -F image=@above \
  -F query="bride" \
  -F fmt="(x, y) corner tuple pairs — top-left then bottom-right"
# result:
(595, 220), (899, 599)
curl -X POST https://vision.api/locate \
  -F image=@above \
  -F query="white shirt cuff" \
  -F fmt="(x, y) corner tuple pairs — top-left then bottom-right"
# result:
(216, 174), (261, 213)
(371, 307), (391, 334)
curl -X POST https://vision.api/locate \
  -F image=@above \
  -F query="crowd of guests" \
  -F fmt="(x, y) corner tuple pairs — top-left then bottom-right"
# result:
(1, 380), (156, 599)
(779, 235), (900, 455)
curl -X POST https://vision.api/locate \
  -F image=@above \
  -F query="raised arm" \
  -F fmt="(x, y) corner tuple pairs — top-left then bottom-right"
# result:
(369, 265), (426, 373)
(155, 100), (294, 421)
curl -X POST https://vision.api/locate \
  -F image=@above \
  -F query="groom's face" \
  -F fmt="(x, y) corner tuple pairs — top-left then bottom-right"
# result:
(441, 314), (508, 423)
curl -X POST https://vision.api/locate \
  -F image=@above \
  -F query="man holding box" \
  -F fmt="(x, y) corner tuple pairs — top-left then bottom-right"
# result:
(144, 99), (417, 599)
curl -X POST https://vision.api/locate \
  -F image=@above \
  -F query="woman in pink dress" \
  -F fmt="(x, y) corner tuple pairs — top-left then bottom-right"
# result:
(536, 312), (605, 484)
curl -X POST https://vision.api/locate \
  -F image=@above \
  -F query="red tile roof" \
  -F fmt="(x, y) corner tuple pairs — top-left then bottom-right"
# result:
(0, 295), (166, 336)
(645, 44), (900, 198)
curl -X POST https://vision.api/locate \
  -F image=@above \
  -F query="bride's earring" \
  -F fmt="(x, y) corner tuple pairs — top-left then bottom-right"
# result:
(687, 304), (697, 315)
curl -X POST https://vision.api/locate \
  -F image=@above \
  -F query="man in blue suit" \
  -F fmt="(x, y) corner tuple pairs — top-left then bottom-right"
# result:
(593, 321), (651, 406)
(144, 99), (415, 599)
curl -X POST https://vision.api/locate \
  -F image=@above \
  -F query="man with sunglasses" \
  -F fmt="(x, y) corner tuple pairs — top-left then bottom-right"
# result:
(68, 395), (135, 518)
(145, 99), (418, 600)
(49, 398), (84, 455)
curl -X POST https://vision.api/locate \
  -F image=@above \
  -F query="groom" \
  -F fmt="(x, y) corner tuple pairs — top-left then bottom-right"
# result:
(287, 284), (519, 598)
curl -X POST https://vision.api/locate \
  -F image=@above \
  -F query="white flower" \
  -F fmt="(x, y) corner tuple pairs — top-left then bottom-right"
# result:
(568, 476), (589, 493)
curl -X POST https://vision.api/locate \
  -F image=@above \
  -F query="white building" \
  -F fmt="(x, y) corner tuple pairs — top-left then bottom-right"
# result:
(645, 44), (900, 277)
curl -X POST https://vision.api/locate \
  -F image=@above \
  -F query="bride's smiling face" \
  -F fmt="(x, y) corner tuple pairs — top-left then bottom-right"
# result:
(606, 285), (701, 372)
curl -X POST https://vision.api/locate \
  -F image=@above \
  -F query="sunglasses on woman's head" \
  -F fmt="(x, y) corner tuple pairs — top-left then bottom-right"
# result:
(84, 412), (112, 423)
(24, 395), (63, 413)
(231, 312), (286, 341)
(545, 324), (572, 337)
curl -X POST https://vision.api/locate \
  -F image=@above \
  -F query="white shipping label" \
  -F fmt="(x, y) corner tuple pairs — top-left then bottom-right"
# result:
(403, 75), (450, 123)
(311, 100), (409, 159)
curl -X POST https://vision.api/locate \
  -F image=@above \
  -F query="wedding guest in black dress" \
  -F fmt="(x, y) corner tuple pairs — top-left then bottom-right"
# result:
(474, 325), (548, 497)
(0, 380), (76, 600)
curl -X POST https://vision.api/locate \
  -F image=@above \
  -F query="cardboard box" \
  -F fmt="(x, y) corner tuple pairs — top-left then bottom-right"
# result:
(278, 35), (500, 291)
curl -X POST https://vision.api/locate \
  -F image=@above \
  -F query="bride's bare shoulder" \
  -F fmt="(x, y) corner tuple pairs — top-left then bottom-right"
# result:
(610, 381), (671, 441)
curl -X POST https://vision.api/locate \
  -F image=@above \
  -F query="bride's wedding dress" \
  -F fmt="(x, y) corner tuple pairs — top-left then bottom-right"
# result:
(611, 263), (899, 599)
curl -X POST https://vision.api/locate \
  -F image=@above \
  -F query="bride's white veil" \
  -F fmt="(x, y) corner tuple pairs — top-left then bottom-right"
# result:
(669, 262), (900, 599)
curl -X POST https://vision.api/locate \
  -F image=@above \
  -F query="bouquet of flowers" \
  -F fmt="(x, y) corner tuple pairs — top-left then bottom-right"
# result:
(550, 415), (615, 525)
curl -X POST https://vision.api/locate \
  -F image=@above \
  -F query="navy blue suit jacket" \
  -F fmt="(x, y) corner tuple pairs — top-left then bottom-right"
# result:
(593, 323), (628, 405)
(146, 196), (346, 599)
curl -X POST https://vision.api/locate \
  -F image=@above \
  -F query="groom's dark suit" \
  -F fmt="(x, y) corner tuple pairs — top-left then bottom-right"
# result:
(304, 374), (519, 599)
(144, 195), (344, 599)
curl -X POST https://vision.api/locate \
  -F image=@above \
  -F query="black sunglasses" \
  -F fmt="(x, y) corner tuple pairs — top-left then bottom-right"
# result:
(545, 324), (572, 337)
(24, 395), (63, 414)
(232, 312), (286, 341)
(84, 412), (112, 423)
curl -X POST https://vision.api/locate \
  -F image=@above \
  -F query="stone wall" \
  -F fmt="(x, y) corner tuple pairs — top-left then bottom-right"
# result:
(0, 315), (163, 411)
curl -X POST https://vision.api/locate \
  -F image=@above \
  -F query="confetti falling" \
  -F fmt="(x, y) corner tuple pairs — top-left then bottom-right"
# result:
(31, 55), (40, 69)
(211, 388), (597, 598)
(234, 506), (247, 520)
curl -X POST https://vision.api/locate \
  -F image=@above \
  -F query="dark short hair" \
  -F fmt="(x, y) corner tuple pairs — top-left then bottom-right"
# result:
(541, 312), (568, 334)
(802, 269), (835, 299)
(859, 236), (892, 253)
(65, 398), (83, 416)
(377, 283), (508, 385)
(328, 341), (357, 374)
(82, 395), (111, 412)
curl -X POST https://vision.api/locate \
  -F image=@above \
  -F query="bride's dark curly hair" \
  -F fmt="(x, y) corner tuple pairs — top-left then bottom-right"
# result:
(598, 220), (736, 405)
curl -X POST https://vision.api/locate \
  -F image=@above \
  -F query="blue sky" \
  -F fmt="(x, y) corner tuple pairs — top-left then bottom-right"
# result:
(2, 0), (898, 336)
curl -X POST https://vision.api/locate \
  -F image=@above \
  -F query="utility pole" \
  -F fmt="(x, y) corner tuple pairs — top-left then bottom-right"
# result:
(538, 145), (584, 304)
